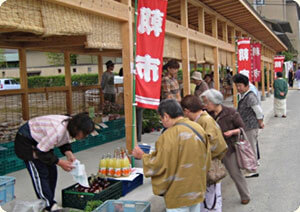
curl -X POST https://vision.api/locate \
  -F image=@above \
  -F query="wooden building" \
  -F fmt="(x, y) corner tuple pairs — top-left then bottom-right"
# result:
(0, 0), (287, 149)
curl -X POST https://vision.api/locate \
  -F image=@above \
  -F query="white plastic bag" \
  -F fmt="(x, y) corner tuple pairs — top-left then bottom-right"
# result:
(12, 199), (46, 212)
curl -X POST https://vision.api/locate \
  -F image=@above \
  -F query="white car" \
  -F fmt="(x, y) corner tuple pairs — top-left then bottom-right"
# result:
(0, 78), (21, 90)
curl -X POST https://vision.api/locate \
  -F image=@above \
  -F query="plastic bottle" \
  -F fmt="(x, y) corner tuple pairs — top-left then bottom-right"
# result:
(114, 154), (122, 178)
(99, 154), (107, 176)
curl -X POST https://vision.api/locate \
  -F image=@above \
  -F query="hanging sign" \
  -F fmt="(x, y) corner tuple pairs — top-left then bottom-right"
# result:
(274, 56), (285, 73)
(237, 38), (252, 82)
(251, 43), (261, 82)
(135, 0), (168, 109)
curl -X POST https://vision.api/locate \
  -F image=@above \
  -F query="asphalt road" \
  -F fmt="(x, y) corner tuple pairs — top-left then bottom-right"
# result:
(222, 90), (300, 212)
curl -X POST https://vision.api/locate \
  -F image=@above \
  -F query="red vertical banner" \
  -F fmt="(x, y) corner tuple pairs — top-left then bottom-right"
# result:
(135, 0), (168, 109)
(274, 56), (285, 73)
(251, 43), (261, 82)
(237, 38), (252, 82)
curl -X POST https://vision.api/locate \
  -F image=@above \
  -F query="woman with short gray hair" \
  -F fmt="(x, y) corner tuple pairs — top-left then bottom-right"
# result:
(201, 89), (251, 205)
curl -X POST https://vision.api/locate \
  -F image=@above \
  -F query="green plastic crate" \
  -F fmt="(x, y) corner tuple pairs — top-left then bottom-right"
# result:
(62, 180), (122, 210)
(0, 142), (15, 160)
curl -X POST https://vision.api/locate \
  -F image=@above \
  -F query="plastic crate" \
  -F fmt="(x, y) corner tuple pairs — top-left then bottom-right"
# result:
(4, 157), (26, 174)
(0, 142), (15, 160)
(93, 200), (150, 212)
(111, 174), (143, 196)
(0, 176), (15, 206)
(62, 179), (122, 210)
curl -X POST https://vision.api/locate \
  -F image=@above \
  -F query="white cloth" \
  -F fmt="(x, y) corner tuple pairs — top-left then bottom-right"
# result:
(166, 203), (201, 212)
(274, 98), (287, 116)
(200, 183), (222, 212)
(297, 80), (300, 89)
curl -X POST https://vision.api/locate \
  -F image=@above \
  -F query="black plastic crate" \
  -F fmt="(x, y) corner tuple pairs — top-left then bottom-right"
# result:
(62, 179), (122, 210)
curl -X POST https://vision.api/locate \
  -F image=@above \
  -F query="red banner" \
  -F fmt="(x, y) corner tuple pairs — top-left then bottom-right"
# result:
(135, 0), (168, 109)
(274, 56), (285, 73)
(251, 43), (261, 82)
(237, 38), (252, 82)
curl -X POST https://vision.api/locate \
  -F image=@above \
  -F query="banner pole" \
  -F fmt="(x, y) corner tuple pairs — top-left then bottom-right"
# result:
(131, 0), (138, 167)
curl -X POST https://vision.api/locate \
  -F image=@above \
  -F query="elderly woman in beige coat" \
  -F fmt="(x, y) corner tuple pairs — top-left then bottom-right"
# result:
(181, 95), (227, 212)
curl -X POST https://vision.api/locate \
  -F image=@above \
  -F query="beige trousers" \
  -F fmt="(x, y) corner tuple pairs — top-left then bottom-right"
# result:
(223, 151), (250, 201)
(245, 129), (259, 161)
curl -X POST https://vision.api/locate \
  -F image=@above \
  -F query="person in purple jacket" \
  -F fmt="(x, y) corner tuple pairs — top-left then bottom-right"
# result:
(295, 66), (300, 90)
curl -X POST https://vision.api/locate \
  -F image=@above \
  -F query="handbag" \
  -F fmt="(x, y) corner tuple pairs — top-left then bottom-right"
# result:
(207, 158), (227, 186)
(235, 128), (257, 172)
(176, 123), (226, 185)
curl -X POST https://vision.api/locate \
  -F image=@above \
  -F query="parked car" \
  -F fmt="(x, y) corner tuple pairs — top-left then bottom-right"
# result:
(0, 78), (21, 90)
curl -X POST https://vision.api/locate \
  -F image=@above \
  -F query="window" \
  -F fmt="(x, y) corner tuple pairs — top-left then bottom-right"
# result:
(58, 69), (62, 73)
(4, 80), (10, 85)
(255, 0), (264, 5)
(88, 67), (92, 73)
(2, 72), (5, 77)
(73, 68), (77, 73)
(11, 80), (18, 84)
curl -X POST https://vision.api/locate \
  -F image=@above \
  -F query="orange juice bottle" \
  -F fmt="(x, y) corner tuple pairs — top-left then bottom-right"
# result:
(108, 154), (115, 177)
(114, 155), (122, 178)
(122, 155), (130, 177)
(99, 155), (107, 176)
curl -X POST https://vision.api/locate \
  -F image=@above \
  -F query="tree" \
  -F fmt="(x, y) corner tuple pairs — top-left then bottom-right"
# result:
(282, 51), (294, 61)
(0, 49), (6, 68)
(46, 52), (77, 66)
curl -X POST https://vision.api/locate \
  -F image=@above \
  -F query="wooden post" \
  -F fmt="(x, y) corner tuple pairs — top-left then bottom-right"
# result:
(64, 52), (73, 115)
(18, 49), (29, 120)
(212, 16), (217, 38)
(97, 55), (104, 109)
(213, 47), (220, 90)
(271, 62), (274, 94)
(223, 23), (228, 42)
(232, 51), (238, 108)
(266, 62), (270, 96)
(261, 61), (266, 100)
(181, 0), (190, 96)
(182, 38), (190, 96)
(121, 3), (134, 152)
(198, 7), (205, 33)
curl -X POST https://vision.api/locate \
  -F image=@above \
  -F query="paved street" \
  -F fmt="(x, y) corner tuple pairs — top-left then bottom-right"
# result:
(222, 90), (300, 212)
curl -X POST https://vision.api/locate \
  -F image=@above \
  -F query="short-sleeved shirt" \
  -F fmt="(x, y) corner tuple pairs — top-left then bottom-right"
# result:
(101, 71), (115, 94)
(161, 75), (180, 101)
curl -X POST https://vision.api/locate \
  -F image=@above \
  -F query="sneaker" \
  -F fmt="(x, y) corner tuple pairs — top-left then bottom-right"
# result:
(274, 115), (278, 117)
(257, 160), (261, 166)
(245, 172), (259, 178)
(282, 115), (287, 118)
(50, 204), (63, 211)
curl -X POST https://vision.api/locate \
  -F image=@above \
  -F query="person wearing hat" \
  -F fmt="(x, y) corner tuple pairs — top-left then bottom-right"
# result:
(101, 60), (116, 103)
(192, 71), (209, 97)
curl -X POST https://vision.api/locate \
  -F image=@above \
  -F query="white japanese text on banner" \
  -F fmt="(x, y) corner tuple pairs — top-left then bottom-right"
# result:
(237, 38), (252, 82)
(251, 43), (261, 82)
(135, 0), (168, 109)
(274, 56), (285, 73)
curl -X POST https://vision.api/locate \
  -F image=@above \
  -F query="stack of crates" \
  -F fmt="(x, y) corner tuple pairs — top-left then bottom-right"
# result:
(0, 142), (25, 175)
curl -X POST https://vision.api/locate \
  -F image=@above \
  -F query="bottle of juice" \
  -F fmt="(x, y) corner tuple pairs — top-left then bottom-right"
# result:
(108, 154), (115, 177)
(99, 155), (107, 176)
(122, 154), (130, 177)
(114, 155), (122, 178)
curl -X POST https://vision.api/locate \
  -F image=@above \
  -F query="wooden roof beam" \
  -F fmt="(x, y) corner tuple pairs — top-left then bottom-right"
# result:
(45, 0), (129, 22)
(22, 36), (87, 48)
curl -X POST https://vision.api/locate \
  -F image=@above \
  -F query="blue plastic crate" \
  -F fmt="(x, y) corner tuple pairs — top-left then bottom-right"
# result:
(0, 176), (15, 206)
(93, 200), (150, 212)
(111, 174), (143, 196)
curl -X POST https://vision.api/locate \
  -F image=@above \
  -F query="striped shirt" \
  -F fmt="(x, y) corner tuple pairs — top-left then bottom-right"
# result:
(28, 115), (71, 152)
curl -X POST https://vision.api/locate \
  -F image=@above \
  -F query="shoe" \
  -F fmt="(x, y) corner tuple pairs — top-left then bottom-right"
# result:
(274, 115), (278, 117)
(257, 160), (261, 166)
(50, 204), (63, 211)
(241, 199), (250, 205)
(245, 172), (259, 178)
(282, 115), (287, 118)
